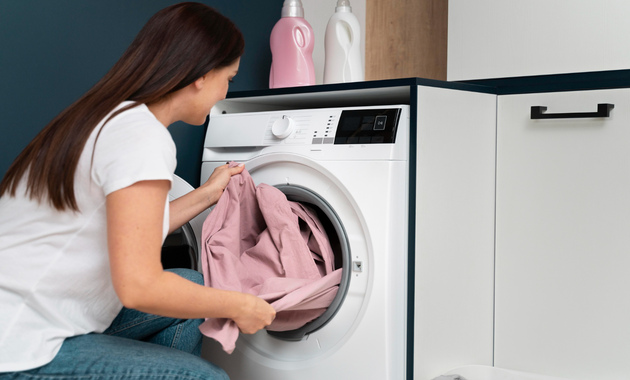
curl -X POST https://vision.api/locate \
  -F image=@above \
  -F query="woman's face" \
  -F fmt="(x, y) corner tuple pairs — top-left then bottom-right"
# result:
(186, 58), (240, 125)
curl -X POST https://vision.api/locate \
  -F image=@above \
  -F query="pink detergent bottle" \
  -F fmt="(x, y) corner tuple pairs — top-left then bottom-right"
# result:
(269, 0), (316, 89)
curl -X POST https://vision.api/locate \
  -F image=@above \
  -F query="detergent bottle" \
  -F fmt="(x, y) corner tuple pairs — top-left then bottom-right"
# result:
(269, 0), (316, 89)
(323, 0), (364, 84)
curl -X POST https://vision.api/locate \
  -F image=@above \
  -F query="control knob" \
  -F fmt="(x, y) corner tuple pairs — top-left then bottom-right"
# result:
(271, 116), (294, 139)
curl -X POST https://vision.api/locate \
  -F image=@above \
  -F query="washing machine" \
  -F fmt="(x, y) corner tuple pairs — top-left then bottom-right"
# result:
(197, 104), (411, 379)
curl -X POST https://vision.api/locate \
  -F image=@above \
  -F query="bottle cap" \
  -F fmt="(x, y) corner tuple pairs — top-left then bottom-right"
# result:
(282, 0), (305, 18)
(336, 0), (352, 12)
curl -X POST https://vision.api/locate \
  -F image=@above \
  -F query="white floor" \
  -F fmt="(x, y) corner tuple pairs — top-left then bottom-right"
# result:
(440, 366), (576, 380)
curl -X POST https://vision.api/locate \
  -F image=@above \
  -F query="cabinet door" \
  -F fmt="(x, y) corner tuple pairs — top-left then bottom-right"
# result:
(495, 89), (630, 380)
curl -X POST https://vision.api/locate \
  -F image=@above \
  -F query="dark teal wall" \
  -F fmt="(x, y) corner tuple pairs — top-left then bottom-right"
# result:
(0, 0), (282, 187)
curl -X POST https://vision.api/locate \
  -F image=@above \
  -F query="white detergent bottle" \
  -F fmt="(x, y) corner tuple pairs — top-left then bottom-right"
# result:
(323, 0), (364, 84)
(269, 0), (316, 89)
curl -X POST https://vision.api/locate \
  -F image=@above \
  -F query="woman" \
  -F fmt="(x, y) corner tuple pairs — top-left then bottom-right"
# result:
(0, 3), (275, 379)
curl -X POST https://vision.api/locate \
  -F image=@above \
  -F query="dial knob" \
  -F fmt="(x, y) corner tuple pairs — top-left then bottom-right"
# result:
(271, 116), (294, 139)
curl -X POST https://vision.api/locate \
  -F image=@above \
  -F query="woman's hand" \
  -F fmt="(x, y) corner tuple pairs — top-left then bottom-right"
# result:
(200, 163), (244, 204)
(168, 163), (244, 233)
(232, 294), (276, 335)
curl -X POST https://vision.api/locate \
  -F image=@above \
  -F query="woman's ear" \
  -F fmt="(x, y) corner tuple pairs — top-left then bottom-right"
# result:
(193, 75), (206, 90)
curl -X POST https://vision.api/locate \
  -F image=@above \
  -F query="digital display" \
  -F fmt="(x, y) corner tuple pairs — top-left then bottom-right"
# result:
(334, 108), (401, 144)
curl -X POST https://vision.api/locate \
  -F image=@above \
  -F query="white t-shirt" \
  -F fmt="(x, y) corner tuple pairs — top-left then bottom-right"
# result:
(0, 102), (176, 372)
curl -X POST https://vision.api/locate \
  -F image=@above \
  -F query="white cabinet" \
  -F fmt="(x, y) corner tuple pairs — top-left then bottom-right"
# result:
(495, 89), (630, 380)
(448, 0), (630, 81)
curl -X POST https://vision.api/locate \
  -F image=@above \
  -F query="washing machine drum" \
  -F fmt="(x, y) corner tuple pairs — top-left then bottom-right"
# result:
(161, 223), (198, 270)
(264, 184), (351, 341)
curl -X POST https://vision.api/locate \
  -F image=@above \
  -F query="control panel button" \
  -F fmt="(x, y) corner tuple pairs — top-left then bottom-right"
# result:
(374, 115), (387, 130)
(271, 116), (295, 139)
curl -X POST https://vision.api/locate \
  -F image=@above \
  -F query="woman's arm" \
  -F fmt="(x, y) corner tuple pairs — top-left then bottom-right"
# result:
(168, 163), (244, 233)
(106, 179), (275, 334)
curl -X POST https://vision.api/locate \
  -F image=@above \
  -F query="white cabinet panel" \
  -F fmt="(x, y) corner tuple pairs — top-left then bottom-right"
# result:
(448, 0), (630, 80)
(414, 86), (497, 379)
(495, 89), (630, 379)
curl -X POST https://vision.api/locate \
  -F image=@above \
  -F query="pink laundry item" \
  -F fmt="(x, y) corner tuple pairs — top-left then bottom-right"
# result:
(199, 163), (342, 354)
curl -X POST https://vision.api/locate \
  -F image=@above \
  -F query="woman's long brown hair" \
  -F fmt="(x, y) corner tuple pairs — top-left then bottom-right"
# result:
(0, 2), (243, 212)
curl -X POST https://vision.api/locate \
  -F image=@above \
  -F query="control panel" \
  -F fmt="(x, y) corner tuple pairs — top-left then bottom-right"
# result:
(204, 105), (408, 149)
(261, 107), (402, 146)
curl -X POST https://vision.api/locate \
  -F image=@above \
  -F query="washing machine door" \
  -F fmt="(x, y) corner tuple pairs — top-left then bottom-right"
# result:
(202, 153), (372, 366)
(162, 175), (209, 271)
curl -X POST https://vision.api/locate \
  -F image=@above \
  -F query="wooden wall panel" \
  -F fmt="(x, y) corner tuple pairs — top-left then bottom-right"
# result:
(366, 0), (448, 81)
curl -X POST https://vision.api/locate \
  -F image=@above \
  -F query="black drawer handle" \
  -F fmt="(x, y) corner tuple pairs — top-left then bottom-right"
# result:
(531, 103), (614, 119)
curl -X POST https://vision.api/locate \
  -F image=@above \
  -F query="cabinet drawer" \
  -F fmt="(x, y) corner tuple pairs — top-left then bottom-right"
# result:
(495, 89), (630, 380)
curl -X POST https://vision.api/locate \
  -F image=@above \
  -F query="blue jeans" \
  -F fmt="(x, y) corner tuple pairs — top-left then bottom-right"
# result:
(1, 269), (228, 380)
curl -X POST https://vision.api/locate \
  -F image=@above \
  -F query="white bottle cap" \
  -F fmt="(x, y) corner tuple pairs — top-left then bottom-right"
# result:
(336, 0), (352, 12)
(282, 0), (305, 18)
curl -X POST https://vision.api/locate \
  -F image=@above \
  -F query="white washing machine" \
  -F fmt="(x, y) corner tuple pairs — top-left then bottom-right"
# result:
(197, 105), (411, 379)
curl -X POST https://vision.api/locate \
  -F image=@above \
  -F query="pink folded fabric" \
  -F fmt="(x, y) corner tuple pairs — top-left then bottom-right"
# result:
(199, 165), (341, 354)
